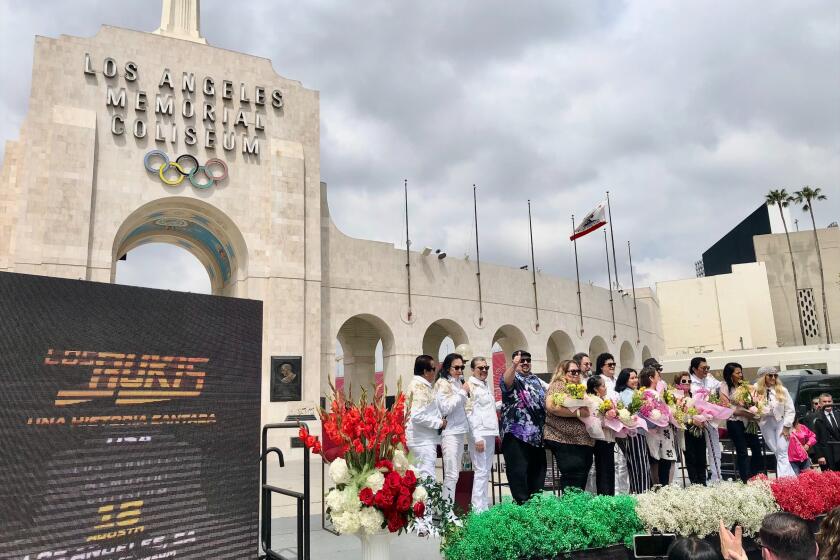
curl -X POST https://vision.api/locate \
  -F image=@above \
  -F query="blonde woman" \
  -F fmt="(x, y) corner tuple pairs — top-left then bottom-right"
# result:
(754, 366), (795, 477)
(544, 359), (594, 491)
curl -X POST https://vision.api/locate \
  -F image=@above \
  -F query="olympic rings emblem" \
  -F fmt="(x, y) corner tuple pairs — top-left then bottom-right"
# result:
(143, 150), (228, 190)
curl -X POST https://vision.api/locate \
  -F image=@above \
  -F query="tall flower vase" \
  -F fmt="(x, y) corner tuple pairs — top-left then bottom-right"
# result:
(357, 530), (392, 560)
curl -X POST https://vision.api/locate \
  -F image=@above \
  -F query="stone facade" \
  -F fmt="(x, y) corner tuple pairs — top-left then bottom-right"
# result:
(0, 24), (663, 438)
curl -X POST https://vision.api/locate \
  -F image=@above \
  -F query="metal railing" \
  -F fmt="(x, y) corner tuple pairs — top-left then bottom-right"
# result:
(259, 422), (310, 560)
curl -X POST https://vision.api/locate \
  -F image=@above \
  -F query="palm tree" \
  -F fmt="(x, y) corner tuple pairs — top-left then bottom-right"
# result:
(766, 189), (807, 345)
(793, 186), (831, 344)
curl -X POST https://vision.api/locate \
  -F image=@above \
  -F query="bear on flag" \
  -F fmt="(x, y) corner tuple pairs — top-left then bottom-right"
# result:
(570, 200), (608, 240)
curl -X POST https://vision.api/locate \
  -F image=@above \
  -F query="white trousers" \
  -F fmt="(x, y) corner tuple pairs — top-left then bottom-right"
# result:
(706, 425), (722, 483)
(411, 444), (438, 481)
(468, 435), (496, 512)
(441, 433), (466, 501)
(761, 418), (794, 478)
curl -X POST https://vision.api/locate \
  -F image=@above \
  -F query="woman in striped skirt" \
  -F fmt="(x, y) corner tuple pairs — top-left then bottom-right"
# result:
(615, 368), (652, 494)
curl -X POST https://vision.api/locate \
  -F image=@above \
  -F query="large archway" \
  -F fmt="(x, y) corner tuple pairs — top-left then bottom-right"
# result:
(111, 197), (249, 297)
(492, 324), (528, 365)
(619, 341), (636, 369)
(115, 242), (212, 294)
(336, 314), (395, 396)
(422, 318), (469, 361)
(546, 330), (575, 376)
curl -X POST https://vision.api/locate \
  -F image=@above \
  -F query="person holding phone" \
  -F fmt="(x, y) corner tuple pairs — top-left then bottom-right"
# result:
(435, 352), (470, 502)
(499, 350), (546, 504)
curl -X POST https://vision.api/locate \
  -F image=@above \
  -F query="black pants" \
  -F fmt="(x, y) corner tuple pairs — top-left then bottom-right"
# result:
(617, 435), (651, 494)
(502, 433), (547, 504)
(546, 440), (594, 491)
(727, 420), (764, 482)
(684, 429), (708, 485)
(593, 440), (615, 495)
(650, 458), (674, 486)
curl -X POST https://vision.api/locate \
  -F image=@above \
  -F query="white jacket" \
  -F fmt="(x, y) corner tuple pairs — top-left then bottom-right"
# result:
(466, 376), (500, 439)
(756, 384), (795, 428)
(406, 376), (443, 447)
(435, 376), (470, 436)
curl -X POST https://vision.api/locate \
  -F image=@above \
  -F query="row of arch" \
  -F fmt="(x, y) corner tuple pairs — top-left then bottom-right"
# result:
(335, 314), (653, 393)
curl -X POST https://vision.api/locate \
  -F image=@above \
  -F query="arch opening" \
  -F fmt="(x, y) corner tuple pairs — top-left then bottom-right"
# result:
(642, 345), (653, 363)
(619, 341), (635, 370)
(115, 242), (212, 294)
(422, 318), (469, 362)
(492, 324), (528, 368)
(336, 314), (395, 397)
(111, 197), (248, 297)
(589, 335), (609, 362)
(546, 330), (575, 375)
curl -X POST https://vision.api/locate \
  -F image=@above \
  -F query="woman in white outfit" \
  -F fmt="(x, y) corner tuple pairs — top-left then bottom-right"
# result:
(435, 352), (470, 502)
(466, 356), (499, 512)
(754, 366), (795, 478)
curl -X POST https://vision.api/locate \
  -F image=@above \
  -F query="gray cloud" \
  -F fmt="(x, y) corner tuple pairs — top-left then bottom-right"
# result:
(1, 0), (837, 293)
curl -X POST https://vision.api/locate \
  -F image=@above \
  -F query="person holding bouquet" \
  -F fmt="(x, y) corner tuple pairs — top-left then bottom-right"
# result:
(754, 366), (795, 478)
(615, 368), (652, 493)
(639, 366), (677, 486)
(788, 416), (816, 475)
(465, 356), (499, 512)
(719, 362), (765, 482)
(435, 352), (471, 502)
(674, 372), (709, 485)
(689, 357), (723, 483)
(544, 360), (594, 491)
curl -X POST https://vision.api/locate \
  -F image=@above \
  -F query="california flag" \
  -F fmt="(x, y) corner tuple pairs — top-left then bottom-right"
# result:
(570, 200), (607, 241)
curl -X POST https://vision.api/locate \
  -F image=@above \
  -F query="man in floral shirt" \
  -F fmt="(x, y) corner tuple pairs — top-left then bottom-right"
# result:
(500, 350), (546, 504)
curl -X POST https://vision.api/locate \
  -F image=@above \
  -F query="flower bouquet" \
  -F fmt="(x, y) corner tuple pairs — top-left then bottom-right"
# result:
(602, 398), (647, 437)
(549, 382), (588, 409)
(693, 387), (734, 424)
(299, 382), (428, 536)
(731, 381), (766, 434)
(768, 470), (840, 519)
(670, 393), (709, 437)
(638, 390), (672, 428)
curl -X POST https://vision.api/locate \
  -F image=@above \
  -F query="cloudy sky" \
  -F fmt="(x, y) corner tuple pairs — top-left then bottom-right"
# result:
(1, 0), (838, 295)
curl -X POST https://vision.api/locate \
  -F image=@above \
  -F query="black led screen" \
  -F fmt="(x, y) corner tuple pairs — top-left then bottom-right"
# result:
(0, 272), (262, 559)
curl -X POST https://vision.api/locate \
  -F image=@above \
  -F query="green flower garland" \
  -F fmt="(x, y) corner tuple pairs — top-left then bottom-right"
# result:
(441, 490), (642, 560)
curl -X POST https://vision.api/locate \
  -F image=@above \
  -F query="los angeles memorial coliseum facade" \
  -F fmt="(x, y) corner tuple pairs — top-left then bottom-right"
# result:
(0, 1), (663, 435)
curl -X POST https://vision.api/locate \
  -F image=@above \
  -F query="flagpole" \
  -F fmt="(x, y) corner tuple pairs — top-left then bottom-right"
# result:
(528, 200), (540, 330)
(404, 179), (412, 321)
(473, 184), (484, 326)
(572, 215), (584, 336)
(604, 229), (616, 341)
(628, 240), (640, 345)
(606, 190), (620, 291)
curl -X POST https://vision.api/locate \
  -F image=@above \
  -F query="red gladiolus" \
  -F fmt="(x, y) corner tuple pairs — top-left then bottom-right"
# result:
(375, 459), (394, 473)
(413, 501), (425, 517)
